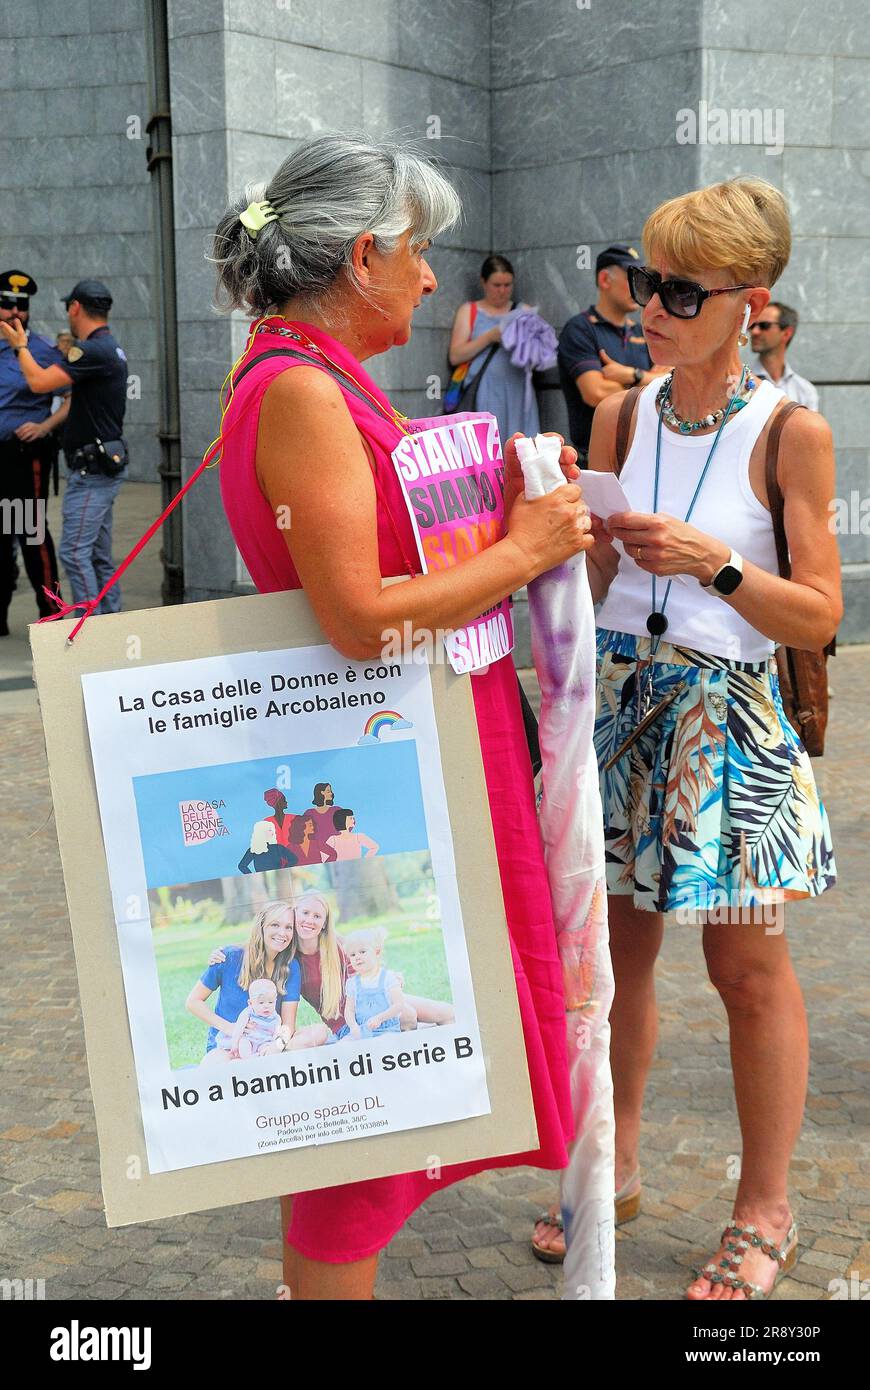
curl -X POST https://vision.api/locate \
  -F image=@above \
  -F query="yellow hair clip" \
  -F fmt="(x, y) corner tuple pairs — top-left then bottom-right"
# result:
(239, 199), (279, 238)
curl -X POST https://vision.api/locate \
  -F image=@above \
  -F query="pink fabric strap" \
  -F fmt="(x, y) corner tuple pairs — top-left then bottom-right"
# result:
(235, 344), (419, 578)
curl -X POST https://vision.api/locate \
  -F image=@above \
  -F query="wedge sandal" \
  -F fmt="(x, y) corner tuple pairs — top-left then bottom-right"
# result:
(532, 1170), (643, 1264)
(615, 1168), (641, 1227)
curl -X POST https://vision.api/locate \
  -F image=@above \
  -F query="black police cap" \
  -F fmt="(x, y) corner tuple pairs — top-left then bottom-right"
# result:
(0, 269), (38, 305)
(596, 244), (641, 275)
(63, 278), (113, 312)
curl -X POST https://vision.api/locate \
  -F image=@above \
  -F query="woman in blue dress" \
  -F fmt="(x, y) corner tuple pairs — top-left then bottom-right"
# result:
(448, 255), (542, 442)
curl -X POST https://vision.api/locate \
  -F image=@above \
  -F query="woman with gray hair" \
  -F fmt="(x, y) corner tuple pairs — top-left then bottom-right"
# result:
(211, 134), (592, 1300)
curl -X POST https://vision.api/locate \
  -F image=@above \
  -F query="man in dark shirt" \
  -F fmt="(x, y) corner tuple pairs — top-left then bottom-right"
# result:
(0, 269), (69, 633)
(0, 278), (129, 615)
(558, 245), (669, 458)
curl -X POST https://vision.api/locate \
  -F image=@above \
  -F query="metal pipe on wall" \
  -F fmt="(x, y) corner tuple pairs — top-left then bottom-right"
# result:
(144, 0), (183, 605)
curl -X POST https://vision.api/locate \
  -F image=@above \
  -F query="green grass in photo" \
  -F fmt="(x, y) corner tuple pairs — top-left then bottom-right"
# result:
(154, 890), (450, 1069)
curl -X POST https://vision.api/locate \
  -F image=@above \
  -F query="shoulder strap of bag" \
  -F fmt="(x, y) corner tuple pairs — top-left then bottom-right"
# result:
(233, 346), (418, 579)
(459, 341), (499, 410)
(232, 346), (376, 416)
(465, 301), (512, 395)
(469, 301), (477, 337)
(614, 384), (644, 475)
(765, 399), (836, 655)
(764, 400), (806, 581)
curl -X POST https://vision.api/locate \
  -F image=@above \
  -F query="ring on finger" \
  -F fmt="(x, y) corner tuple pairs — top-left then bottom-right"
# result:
(635, 544), (644, 561)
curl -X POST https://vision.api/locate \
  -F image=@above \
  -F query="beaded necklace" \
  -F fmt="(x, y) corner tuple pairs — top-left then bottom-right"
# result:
(657, 370), (756, 434)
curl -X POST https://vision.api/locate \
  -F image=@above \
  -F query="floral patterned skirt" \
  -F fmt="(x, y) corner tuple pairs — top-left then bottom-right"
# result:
(594, 629), (836, 913)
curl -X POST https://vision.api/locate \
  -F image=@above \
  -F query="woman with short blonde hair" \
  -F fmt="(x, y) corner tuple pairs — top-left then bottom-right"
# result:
(535, 178), (840, 1297)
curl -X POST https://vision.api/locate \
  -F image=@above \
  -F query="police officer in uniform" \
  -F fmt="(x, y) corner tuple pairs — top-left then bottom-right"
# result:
(0, 270), (69, 634)
(0, 278), (129, 615)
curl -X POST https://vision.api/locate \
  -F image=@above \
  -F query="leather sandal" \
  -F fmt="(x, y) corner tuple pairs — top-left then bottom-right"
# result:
(689, 1219), (798, 1299)
(531, 1208), (565, 1264)
(531, 1169), (643, 1264)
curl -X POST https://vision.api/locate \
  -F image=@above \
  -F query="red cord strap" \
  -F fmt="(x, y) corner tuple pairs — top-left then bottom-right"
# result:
(38, 445), (221, 642)
(41, 347), (415, 642)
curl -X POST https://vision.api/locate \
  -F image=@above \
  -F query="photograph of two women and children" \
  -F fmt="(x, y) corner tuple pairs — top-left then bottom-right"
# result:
(137, 741), (456, 1072)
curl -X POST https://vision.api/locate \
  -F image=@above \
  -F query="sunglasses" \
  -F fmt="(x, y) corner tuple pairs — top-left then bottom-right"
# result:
(627, 265), (753, 320)
(749, 320), (779, 332)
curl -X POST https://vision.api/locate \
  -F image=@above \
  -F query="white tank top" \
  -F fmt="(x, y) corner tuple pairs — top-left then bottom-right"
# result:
(597, 377), (782, 662)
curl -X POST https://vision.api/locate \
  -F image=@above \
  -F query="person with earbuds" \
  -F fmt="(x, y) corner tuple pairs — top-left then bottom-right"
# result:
(532, 179), (840, 1300)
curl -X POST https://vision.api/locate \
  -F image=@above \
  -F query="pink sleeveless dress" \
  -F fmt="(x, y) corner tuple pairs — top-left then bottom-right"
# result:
(219, 318), (571, 1263)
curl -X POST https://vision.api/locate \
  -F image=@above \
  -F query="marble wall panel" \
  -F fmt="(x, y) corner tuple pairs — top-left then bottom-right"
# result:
(275, 42), (362, 138)
(703, 0), (870, 57)
(491, 0), (701, 87)
(493, 50), (699, 169)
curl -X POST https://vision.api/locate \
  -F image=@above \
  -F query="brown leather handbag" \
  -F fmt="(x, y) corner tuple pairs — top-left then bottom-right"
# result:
(764, 401), (834, 757)
(613, 389), (834, 757)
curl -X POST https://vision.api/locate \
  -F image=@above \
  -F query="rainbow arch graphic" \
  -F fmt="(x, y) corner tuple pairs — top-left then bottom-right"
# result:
(357, 710), (414, 745)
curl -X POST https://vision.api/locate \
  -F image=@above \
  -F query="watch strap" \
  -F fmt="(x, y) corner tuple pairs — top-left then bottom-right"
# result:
(702, 550), (743, 592)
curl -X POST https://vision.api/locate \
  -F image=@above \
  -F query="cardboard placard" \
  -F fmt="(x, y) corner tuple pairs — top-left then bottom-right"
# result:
(29, 588), (535, 1226)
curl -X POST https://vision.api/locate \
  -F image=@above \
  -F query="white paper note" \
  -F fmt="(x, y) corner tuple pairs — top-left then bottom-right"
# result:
(576, 469), (631, 520)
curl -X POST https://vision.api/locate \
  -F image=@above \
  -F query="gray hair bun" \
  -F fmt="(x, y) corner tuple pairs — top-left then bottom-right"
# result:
(212, 133), (461, 318)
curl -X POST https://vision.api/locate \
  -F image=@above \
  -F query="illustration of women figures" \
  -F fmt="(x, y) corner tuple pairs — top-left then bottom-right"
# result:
(290, 813), (337, 865)
(326, 808), (379, 861)
(238, 818), (284, 874)
(306, 782), (345, 859)
(238, 788), (298, 873)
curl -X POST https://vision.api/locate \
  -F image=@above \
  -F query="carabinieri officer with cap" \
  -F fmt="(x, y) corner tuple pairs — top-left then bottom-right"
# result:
(557, 244), (670, 460)
(0, 269), (69, 635)
(0, 278), (129, 615)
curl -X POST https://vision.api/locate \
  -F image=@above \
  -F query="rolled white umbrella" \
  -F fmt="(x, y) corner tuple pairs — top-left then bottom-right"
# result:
(516, 434), (616, 1301)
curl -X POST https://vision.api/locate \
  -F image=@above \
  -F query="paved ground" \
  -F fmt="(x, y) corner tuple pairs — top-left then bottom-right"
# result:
(1, 481), (868, 1300)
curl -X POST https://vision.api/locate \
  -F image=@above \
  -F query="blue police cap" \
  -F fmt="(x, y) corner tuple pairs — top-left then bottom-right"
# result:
(596, 245), (641, 275)
(63, 279), (113, 312)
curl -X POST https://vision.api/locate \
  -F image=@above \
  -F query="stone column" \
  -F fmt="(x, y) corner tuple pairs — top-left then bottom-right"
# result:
(175, 0), (493, 599)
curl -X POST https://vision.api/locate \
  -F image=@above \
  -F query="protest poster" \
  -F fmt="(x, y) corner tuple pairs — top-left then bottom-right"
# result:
(30, 587), (535, 1225)
(390, 413), (514, 674)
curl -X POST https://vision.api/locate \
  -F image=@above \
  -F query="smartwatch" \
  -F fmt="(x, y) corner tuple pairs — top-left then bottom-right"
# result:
(702, 549), (744, 596)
